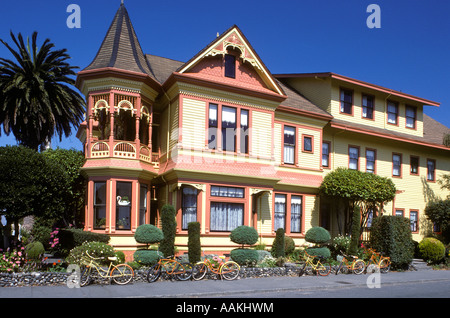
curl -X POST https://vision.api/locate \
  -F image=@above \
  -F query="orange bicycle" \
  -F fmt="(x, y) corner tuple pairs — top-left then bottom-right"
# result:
(192, 255), (240, 281)
(363, 248), (391, 273)
(335, 250), (365, 275)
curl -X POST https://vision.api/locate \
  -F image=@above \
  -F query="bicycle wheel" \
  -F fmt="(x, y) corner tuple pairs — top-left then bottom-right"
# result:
(317, 262), (331, 276)
(111, 264), (134, 285)
(379, 258), (391, 273)
(352, 260), (366, 275)
(335, 263), (346, 275)
(220, 261), (240, 280)
(175, 262), (193, 281)
(192, 263), (208, 281)
(147, 264), (162, 283)
(79, 266), (92, 287)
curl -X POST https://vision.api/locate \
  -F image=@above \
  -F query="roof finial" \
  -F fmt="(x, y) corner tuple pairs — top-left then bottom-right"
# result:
(121, 0), (124, 5)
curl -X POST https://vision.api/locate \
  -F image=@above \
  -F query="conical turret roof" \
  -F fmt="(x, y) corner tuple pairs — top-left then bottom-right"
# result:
(83, 3), (153, 77)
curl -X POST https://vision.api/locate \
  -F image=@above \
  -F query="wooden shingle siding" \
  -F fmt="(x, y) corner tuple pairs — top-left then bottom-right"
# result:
(181, 97), (206, 150)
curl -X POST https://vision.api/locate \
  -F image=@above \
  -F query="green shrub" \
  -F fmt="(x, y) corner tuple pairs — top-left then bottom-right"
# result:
(65, 241), (115, 265)
(230, 248), (258, 266)
(305, 227), (331, 259)
(418, 237), (445, 264)
(133, 249), (163, 266)
(115, 251), (126, 264)
(305, 227), (331, 244)
(187, 222), (201, 264)
(349, 205), (361, 255)
(160, 204), (176, 257)
(271, 228), (285, 258)
(230, 225), (259, 247)
(255, 249), (271, 262)
(370, 215), (414, 269)
(59, 228), (110, 255)
(285, 236), (295, 255)
(25, 241), (45, 260)
(306, 247), (331, 259)
(134, 224), (164, 246)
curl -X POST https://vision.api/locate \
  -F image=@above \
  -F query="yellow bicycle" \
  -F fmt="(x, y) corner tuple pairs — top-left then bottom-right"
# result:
(79, 251), (134, 286)
(192, 255), (240, 281)
(298, 250), (331, 276)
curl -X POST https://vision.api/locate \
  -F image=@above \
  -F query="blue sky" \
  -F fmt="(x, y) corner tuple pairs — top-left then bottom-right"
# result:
(0, 0), (449, 151)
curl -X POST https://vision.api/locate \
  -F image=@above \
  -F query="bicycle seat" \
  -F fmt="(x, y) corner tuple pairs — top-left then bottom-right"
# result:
(108, 256), (117, 261)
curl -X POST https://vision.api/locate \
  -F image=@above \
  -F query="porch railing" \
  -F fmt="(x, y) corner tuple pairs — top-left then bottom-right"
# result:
(89, 140), (159, 168)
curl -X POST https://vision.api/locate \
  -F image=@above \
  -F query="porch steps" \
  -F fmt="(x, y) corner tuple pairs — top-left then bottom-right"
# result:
(411, 258), (432, 271)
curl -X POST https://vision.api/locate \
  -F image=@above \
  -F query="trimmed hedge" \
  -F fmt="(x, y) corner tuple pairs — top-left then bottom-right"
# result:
(133, 249), (163, 266)
(370, 215), (414, 269)
(418, 237), (445, 264)
(59, 228), (110, 254)
(160, 204), (177, 257)
(66, 241), (115, 265)
(230, 248), (259, 266)
(230, 225), (259, 246)
(187, 222), (201, 264)
(305, 227), (331, 244)
(306, 247), (331, 259)
(25, 241), (45, 260)
(134, 224), (164, 245)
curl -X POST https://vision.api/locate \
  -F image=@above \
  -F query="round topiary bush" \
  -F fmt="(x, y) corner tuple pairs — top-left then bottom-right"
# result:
(418, 237), (445, 264)
(134, 224), (164, 246)
(25, 241), (45, 260)
(230, 248), (259, 266)
(133, 249), (163, 266)
(305, 227), (331, 244)
(306, 247), (331, 259)
(230, 225), (259, 247)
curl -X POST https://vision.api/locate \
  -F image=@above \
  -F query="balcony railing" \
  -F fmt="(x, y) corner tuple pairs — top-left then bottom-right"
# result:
(89, 140), (159, 168)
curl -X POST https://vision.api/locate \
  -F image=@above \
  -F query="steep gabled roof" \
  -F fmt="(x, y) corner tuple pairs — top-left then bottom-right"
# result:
(82, 3), (154, 79)
(176, 25), (286, 97)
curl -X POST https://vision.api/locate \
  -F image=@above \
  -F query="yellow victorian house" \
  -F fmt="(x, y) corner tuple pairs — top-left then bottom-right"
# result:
(76, 3), (450, 260)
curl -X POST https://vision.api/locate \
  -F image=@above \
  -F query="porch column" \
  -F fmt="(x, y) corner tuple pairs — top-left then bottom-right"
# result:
(109, 92), (115, 157)
(135, 95), (141, 157)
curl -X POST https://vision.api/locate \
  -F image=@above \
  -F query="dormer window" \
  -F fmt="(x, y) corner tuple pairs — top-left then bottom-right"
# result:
(340, 89), (353, 114)
(405, 105), (417, 129)
(224, 54), (236, 78)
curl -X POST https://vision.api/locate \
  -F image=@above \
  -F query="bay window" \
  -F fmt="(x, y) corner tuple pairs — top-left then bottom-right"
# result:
(290, 196), (302, 233)
(182, 187), (198, 230)
(116, 182), (132, 230)
(210, 185), (245, 232)
(94, 182), (106, 229)
(139, 184), (148, 226)
(274, 194), (286, 231)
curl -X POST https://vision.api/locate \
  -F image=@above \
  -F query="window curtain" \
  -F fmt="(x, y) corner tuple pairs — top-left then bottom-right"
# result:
(210, 202), (243, 231)
(182, 187), (197, 230)
(290, 196), (302, 233)
(274, 194), (286, 230)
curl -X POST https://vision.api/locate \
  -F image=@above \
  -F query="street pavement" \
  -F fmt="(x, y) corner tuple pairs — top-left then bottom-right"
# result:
(0, 268), (449, 298)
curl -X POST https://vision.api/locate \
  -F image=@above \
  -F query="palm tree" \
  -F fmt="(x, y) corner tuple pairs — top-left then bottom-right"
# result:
(0, 31), (85, 150)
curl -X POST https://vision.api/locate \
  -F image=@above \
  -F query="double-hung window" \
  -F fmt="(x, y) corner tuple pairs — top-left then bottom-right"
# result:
(210, 186), (245, 232)
(410, 211), (418, 232)
(290, 196), (302, 233)
(240, 109), (249, 154)
(393, 153), (402, 177)
(349, 146), (359, 170)
(427, 159), (436, 181)
(366, 149), (376, 173)
(405, 106), (416, 129)
(139, 185), (148, 226)
(116, 182), (132, 230)
(182, 187), (198, 230)
(222, 106), (237, 152)
(274, 194), (286, 231)
(283, 126), (296, 164)
(94, 182), (107, 229)
(387, 101), (398, 125)
(410, 156), (419, 175)
(303, 135), (313, 153)
(362, 94), (374, 119)
(340, 89), (352, 114)
(322, 142), (330, 168)
(208, 104), (218, 150)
